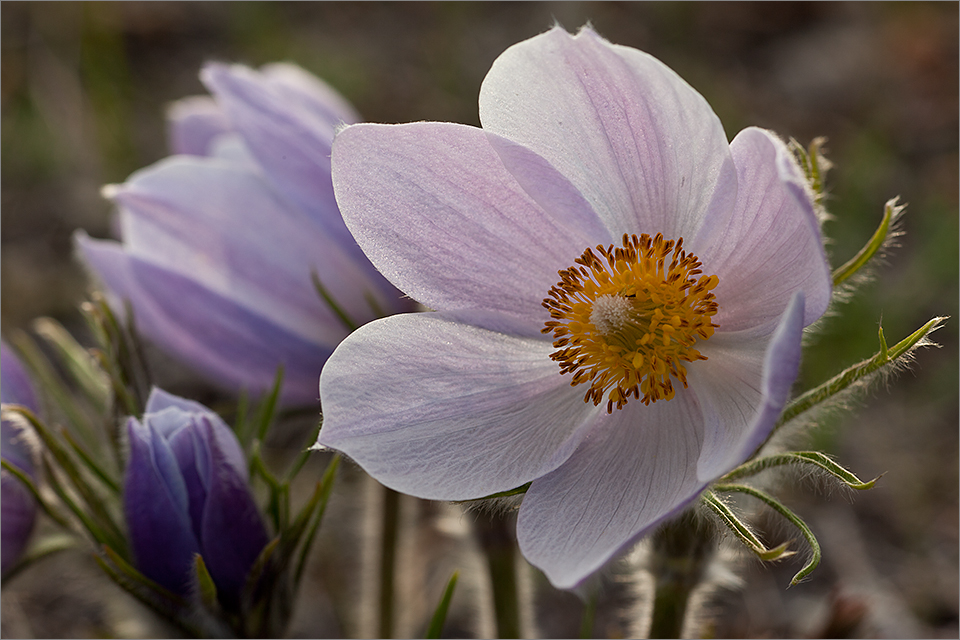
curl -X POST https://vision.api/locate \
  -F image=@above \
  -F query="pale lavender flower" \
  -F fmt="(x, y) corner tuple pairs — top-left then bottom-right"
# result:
(317, 26), (832, 589)
(2, 340), (40, 575)
(124, 388), (268, 607)
(76, 63), (413, 405)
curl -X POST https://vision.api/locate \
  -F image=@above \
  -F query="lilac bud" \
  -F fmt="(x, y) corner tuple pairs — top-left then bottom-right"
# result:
(124, 388), (268, 608)
(1, 340), (40, 576)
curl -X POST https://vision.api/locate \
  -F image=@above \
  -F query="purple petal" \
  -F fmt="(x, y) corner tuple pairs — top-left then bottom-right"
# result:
(1, 340), (38, 411)
(693, 128), (831, 331)
(104, 156), (394, 343)
(1, 472), (36, 575)
(124, 417), (200, 595)
(692, 291), (806, 480)
(1, 416), (36, 478)
(479, 25), (736, 241)
(200, 62), (359, 253)
(144, 388), (247, 480)
(516, 393), (706, 589)
(331, 122), (604, 326)
(166, 96), (231, 157)
(165, 422), (208, 538)
(145, 386), (215, 417)
(317, 312), (599, 500)
(76, 234), (333, 405)
(198, 416), (269, 608)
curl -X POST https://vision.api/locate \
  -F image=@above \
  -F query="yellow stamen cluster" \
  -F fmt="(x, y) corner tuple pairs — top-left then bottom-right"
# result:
(542, 233), (720, 413)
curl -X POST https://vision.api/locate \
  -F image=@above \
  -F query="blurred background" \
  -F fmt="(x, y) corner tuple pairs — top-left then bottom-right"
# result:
(1, 2), (957, 638)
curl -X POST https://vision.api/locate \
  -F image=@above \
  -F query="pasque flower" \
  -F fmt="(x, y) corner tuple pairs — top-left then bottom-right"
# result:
(124, 387), (268, 607)
(317, 26), (832, 589)
(76, 62), (413, 405)
(1, 340), (40, 575)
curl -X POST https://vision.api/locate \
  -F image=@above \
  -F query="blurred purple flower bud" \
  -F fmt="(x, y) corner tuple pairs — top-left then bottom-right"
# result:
(2, 340), (40, 575)
(76, 63), (414, 405)
(124, 388), (268, 607)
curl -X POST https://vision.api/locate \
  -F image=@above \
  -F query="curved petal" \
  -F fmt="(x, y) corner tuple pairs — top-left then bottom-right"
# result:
(145, 388), (248, 480)
(331, 122), (604, 326)
(516, 392), (706, 589)
(260, 62), (361, 127)
(317, 312), (600, 500)
(166, 95), (231, 157)
(479, 25), (737, 241)
(124, 418), (200, 595)
(200, 62), (359, 254)
(103, 156), (397, 344)
(1, 341), (38, 411)
(694, 128), (831, 331)
(76, 234), (332, 405)
(1, 416), (36, 478)
(1, 472), (36, 575)
(691, 291), (805, 480)
(198, 416), (269, 609)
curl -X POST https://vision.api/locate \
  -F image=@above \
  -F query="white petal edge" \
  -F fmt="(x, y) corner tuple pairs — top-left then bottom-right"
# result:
(516, 389), (706, 589)
(692, 128), (831, 331)
(479, 25), (736, 242)
(331, 121), (605, 327)
(316, 312), (600, 500)
(692, 291), (805, 481)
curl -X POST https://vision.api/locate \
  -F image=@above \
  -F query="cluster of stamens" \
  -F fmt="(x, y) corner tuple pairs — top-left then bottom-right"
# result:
(542, 233), (720, 413)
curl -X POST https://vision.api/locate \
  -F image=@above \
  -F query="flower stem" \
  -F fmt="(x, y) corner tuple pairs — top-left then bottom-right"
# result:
(647, 511), (717, 639)
(475, 512), (523, 639)
(378, 486), (400, 638)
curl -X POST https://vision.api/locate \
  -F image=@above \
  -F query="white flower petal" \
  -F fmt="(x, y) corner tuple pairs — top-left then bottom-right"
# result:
(480, 25), (736, 241)
(692, 291), (805, 480)
(317, 313), (599, 500)
(331, 121), (604, 325)
(693, 128), (832, 331)
(516, 393), (705, 589)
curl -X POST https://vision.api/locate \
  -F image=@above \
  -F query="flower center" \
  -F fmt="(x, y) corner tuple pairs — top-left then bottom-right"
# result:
(542, 233), (720, 413)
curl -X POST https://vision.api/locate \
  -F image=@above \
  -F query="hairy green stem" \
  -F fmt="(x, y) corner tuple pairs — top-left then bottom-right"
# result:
(475, 512), (523, 639)
(647, 511), (717, 639)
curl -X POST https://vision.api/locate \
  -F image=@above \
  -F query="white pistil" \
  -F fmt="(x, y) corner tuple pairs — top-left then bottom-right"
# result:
(589, 294), (634, 334)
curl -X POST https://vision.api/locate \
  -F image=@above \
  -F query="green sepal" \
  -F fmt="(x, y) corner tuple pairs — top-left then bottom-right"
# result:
(96, 544), (231, 638)
(254, 365), (284, 445)
(241, 454), (341, 638)
(788, 137), (831, 216)
(8, 331), (103, 453)
(425, 571), (459, 639)
(832, 197), (904, 287)
(0, 457), (73, 530)
(702, 491), (794, 562)
(771, 317), (945, 439)
(60, 426), (121, 494)
(721, 451), (881, 490)
(192, 553), (221, 615)
(7, 406), (128, 556)
(712, 484), (821, 585)
(31, 316), (111, 416)
(293, 454), (340, 589)
(80, 295), (151, 419)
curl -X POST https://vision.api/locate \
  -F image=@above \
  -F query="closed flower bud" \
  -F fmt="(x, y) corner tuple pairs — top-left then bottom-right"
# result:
(1, 340), (40, 576)
(124, 388), (268, 609)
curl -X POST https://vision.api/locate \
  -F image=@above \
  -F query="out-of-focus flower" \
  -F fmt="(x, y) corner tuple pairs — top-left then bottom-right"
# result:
(124, 387), (268, 607)
(76, 63), (414, 405)
(317, 26), (832, 588)
(2, 340), (40, 575)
